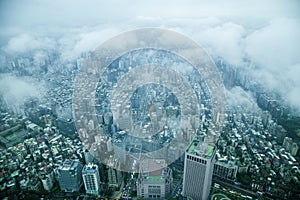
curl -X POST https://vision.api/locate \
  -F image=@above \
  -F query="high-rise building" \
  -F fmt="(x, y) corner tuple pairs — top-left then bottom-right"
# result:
(57, 159), (83, 192)
(107, 155), (122, 189)
(283, 137), (293, 152)
(82, 163), (101, 196)
(84, 149), (94, 164)
(183, 140), (216, 200)
(137, 159), (173, 199)
(291, 142), (299, 156)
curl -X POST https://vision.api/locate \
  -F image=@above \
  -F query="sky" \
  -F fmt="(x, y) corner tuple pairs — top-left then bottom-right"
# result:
(0, 0), (300, 114)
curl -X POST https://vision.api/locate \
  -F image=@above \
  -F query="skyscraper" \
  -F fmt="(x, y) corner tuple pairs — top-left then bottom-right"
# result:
(183, 140), (216, 200)
(57, 159), (83, 192)
(107, 155), (122, 189)
(82, 163), (101, 196)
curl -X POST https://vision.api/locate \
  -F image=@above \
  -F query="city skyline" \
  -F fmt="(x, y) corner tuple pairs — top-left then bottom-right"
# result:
(0, 1), (300, 199)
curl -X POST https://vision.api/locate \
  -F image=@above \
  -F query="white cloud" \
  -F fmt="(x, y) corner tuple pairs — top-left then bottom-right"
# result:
(226, 86), (260, 113)
(3, 34), (56, 54)
(195, 22), (245, 66)
(245, 18), (300, 113)
(0, 74), (45, 113)
(60, 28), (120, 61)
(0, 0), (300, 114)
(245, 18), (300, 70)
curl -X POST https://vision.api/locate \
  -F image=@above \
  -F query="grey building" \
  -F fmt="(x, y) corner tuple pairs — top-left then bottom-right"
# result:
(57, 159), (83, 192)
(213, 160), (238, 181)
(107, 155), (122, 189)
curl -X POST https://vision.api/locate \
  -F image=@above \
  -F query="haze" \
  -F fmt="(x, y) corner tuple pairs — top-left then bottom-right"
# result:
(0, 0), (300, 114)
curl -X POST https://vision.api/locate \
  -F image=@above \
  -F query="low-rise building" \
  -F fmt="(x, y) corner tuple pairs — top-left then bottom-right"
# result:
(137, 159), (172, 199)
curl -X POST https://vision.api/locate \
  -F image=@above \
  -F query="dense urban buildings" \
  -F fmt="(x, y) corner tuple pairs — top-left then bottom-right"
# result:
(0, 28), (299, 200)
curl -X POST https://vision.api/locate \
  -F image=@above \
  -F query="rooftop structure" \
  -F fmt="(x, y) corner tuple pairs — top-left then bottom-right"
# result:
(137, 159), (173, 199)
(187, 140), (215, 159)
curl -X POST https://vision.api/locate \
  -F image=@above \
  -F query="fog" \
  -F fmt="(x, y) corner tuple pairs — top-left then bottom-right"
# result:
(0, 74), (45, 114)
(0, 0), (300, 114)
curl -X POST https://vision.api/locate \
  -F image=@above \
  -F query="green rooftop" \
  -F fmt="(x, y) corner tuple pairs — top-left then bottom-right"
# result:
(145, 176), (165, 182)
(205, 145), (214, 158)
(187, 141), (198, 154)
(187, 140), (215, 159)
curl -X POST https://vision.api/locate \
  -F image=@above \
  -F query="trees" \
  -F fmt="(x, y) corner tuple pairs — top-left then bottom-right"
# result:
(237, 172), (251, 186)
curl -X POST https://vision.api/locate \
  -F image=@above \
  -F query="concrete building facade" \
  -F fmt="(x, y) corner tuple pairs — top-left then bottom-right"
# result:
(57, 160), (83, 192)
(183, 140), (216, 200)
(137, 159), (172, 199)
(82, 163), (101, 196)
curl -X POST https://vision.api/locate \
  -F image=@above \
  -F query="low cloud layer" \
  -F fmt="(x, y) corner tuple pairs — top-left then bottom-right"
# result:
(4, 34), (56, 54)
(0, 74), (45, 114)
(245, 18), (300, 112)
(226, 86), (261, 113)
(0, 0), (300, 114)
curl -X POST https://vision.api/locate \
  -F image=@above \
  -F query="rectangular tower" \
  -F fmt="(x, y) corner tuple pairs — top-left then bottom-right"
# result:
(82, 163), (101, 196)
(57, 159), (83, 192)
(183, 140), (216, 200)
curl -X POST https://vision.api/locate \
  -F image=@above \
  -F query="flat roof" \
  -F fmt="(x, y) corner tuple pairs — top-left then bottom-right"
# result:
(145, 176), (165, 182)
(187, 140), (215, 159)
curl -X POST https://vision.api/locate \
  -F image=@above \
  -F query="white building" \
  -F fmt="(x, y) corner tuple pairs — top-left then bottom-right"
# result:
(137, 159), (172, 199)
(183, 140), (216, 200)
(82, 163), (101, 196)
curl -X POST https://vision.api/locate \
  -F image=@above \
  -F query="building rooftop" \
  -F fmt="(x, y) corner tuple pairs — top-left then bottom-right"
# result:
(187, 140), (215, 159)
(145, 176), (165, 182)
(83, 163), (98, 173)
(60, 159), (81, 170)
(140, 159), (167, 175)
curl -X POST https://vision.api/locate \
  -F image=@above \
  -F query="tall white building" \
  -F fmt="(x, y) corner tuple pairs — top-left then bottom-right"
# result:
(183, 140), (216, 200)
(82, 163), (101, 196)
(137, 159), (172, 199)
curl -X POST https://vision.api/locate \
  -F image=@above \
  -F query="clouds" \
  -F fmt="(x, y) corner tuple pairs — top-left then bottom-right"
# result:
(0, 0), (300, 114)
(3, 34), (56, 54)
(226, 86), (260, 113)
(60, 27), (120, 61)
(244, 18), (300, 113)
(245, 18), (300, 70)
(195, 22), (246, 66)
(0, 74), (45, 114)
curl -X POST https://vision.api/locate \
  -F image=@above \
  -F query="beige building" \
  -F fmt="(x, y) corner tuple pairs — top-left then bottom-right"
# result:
(137, 159), (173, 199)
